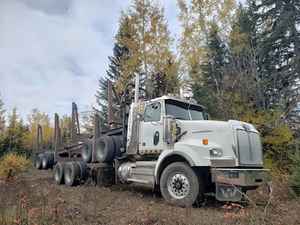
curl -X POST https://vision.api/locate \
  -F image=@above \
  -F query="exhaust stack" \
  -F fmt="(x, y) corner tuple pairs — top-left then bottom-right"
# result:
(134, 74), (140, 104)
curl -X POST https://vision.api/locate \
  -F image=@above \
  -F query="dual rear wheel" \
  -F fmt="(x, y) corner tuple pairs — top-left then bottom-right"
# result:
(34, 152), (54, 170)
(54, 161), (87, 186)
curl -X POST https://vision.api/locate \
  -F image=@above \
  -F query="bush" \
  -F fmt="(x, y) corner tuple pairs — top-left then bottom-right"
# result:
(289, 153), (300, 196)
(0, 153), (30, 181)
(240, 110), (295, 170)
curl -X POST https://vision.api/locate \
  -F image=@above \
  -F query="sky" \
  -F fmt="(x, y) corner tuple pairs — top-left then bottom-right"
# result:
(0, 0), (180, 121)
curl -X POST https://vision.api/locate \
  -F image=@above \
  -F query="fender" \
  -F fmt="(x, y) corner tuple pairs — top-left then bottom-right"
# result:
(154, 141), (215, 184)
(154, 149), (197, 184)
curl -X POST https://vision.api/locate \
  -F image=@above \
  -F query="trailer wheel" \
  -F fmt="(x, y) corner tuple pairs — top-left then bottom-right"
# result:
(64, 162), (79, 186)
(41, 155), (49, 169)
(34, 154), (42, 169)
(160, 162), (201, 207)
(82, 141), (92, 163)
(54, 162), (64, 185)
(64, 162), (87, 186)
(95, 136), (115, 162)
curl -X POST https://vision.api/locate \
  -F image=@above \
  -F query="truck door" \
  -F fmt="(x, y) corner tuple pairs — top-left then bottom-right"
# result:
(139, 102), (164, 154)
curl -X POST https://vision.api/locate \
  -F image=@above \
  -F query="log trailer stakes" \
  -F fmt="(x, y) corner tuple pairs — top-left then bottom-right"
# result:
(34, 75), (267, 207)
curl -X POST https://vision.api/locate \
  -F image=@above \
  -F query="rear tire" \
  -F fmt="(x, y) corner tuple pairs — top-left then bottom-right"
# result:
(34, 154), (42, 170)
(160, 162), (201, 207)
(95, 136), (115, 162)
(41, 155), (49, 169)
(64, 162), (87, 186)
(54, 162), (64, 185)
(64, 162), (79, 186)
(82, 141), (92, 163)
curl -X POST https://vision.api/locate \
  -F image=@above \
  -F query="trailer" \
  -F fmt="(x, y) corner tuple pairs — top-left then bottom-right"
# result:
(35, 75), (268, 207)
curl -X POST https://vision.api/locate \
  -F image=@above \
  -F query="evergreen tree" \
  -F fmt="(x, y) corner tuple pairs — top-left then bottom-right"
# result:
(2, 108), (28, 155)
(192, 24), (228, 118)
(227, 3), (264, 110)
(256, 0), (300, 109)
(96, 43), (130, 129)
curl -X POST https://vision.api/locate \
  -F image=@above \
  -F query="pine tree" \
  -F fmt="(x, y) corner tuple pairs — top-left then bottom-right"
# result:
(192, 24), (228, 118)
(4, 108), (27, 154)
(96, 43), (130, 129)
(256, 0), (300, 109)
(227, 3), (264, 110)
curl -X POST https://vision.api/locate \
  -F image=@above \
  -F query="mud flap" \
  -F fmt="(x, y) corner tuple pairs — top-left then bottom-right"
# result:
(216, 183), (242, 202)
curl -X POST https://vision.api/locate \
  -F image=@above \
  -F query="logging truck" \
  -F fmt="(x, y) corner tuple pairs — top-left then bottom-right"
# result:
(34, 75), (267, 207)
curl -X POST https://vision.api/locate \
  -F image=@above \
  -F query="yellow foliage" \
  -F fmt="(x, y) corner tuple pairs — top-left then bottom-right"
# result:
(264, 125), (294, 146)
(240, 109), (295, 168)
(0, 153), (30, 180)
(24, 109), (53, 151)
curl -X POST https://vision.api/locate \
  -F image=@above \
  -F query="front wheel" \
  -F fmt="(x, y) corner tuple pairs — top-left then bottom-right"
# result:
(160, 162), (201, 207)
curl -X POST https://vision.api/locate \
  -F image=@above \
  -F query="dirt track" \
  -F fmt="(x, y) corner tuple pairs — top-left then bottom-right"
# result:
(0, 168), (300, 225)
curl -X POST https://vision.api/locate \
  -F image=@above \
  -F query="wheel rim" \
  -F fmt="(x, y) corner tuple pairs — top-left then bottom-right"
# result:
(167, 173), (190, 200)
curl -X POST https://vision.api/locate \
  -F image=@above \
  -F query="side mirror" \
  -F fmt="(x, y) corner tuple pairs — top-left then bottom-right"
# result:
(163, 116), (177, 145)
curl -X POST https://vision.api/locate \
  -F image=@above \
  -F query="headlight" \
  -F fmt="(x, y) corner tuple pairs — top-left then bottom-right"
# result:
(210, 148), (223, 157)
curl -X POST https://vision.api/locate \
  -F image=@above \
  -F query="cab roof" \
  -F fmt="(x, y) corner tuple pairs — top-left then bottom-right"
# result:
(145, 95), (206, 109)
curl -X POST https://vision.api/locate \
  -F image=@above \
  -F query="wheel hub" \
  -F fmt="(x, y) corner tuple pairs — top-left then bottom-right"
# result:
(167, 173), (190, 200)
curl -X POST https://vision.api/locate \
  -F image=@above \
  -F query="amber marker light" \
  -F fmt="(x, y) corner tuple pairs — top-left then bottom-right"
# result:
(202, 138), (208, 145)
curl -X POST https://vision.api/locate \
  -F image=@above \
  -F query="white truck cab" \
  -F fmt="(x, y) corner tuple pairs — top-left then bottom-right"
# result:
(119, 95), (266, 206)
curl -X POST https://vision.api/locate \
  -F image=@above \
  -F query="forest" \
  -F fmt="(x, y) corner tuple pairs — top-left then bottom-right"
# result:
(0, 0), (300, 199)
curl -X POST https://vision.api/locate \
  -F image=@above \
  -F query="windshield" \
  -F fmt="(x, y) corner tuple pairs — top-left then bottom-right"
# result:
(165, 99), (205, 120)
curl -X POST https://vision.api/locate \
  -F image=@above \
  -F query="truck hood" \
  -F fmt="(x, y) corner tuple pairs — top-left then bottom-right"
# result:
(175, 119), (263, 167)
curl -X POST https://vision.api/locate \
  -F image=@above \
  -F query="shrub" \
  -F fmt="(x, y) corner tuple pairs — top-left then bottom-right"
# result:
(0, 153), (30, 181)
(241, 110), (295, 170)
(289, 153), (300, 196)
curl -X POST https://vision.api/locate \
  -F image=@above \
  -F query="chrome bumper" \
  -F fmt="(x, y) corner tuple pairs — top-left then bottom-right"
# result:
(211, 168), (269, 202)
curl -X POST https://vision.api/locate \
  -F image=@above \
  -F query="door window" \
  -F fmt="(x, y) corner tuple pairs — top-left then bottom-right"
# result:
(144, 102), (161, 122)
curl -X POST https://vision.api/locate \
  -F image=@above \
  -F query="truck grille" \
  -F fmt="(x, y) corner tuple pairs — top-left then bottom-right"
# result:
(237, 130), (263, 166)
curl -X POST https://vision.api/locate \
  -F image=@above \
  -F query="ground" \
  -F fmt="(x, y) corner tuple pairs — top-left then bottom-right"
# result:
(0, 168), (300, 225)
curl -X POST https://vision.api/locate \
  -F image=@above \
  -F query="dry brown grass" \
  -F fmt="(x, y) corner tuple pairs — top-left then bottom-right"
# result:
(0, 169), (299, 225)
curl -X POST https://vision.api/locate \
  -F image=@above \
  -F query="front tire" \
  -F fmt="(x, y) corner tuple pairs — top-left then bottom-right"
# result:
(160, 162), (201, 207)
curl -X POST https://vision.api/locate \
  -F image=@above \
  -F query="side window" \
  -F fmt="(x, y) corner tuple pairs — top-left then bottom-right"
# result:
(144, 102), (161, 122)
